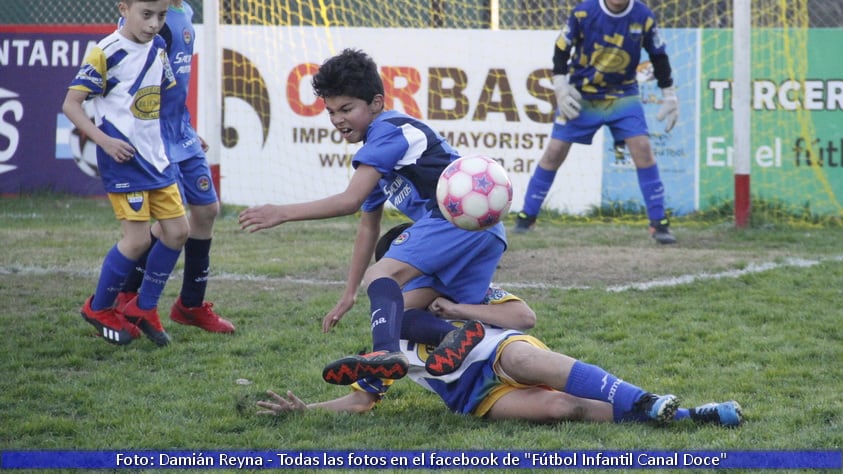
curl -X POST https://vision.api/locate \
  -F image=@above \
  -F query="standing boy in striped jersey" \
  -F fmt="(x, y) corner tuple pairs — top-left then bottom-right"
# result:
(116, 0), (235, 334)
(63, 0), (188, 346)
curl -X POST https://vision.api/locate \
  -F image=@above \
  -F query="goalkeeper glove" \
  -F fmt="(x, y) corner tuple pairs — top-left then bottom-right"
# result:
(553, 74), (582, 122)
(656, 86), (679, 132)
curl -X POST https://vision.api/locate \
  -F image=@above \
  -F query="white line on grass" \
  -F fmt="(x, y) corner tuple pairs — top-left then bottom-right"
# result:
(3, 255), (842, 292)
(604, 256), (843, 292)
(496, 255), (843, 291)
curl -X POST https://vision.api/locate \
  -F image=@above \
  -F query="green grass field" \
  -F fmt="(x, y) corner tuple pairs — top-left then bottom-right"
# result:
(1, 194), (841, 472)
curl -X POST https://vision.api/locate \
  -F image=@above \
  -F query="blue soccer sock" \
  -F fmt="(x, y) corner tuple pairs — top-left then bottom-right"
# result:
(563, 361), (648, 423)
(121, 233), (157, 293)
(136, 241), (182, 310)
(92, 245), (137, 310)
(180, 237), (211, 307)
(521, 166), (557, 217)
(400, 308), (457, 346)
(636, 164), (666, 222)
(368, 277), (404, 353)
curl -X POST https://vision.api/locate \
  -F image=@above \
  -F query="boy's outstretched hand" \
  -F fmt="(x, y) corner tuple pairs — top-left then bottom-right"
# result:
(239, 204), (285, 232)
(256, 390), (308, 416)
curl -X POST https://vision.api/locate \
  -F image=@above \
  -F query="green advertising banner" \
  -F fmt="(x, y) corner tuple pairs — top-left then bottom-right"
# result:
(699, 28), (843, 216)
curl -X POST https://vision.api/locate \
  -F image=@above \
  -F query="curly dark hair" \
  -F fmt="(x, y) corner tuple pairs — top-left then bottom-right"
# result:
(311, 48), (384, 103)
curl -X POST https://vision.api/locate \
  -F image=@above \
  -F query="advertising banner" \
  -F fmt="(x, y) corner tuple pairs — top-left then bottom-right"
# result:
(699, 28), (843, 215)
(0, 25), (112, 195)
(5, 24), (841, 216)
(0, 24), (204, 197)
(218, 27), (605, 213)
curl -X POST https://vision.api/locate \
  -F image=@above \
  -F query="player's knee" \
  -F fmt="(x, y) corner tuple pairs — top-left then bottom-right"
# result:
(499, 343), (542, 375)
(159, 217), (190, 248)
(120, 233), (152, 259)
(191, 201), (220, 223)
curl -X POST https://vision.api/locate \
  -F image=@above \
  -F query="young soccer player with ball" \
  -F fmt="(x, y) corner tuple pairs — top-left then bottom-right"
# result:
(238, 49), (507, 384)
(515, 0), (679, 244)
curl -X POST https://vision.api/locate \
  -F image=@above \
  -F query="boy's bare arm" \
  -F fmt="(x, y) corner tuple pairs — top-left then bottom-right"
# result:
(322, 207), (382, 333)
(428, 297), (536, 330)
(238, 164), (382, 232)
(256, 389), (378, 415)
(62, 89), (135, 163)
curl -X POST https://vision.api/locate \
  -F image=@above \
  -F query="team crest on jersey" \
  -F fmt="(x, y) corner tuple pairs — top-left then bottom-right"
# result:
(127, 192), (144, 212)
(392, 230), (411, 247)
(195, 175), (211, 192)
(131, 86), (161, 120)
(182, 28), (192, 44)
(629, 24), (644, 35)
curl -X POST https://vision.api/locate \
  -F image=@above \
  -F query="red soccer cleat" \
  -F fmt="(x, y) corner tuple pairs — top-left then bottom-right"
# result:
(114, 291), (137, 313)
(169, 297), (235, 333)
(80, 295), (140, 345)
(121, 296), (171, 347)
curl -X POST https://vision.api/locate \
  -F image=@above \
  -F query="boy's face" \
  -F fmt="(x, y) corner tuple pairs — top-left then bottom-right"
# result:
(323, 95), (384, 144)
(118, 0), (170, 43)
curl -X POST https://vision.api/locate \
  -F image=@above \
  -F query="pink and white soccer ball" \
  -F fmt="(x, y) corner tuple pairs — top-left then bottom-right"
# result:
(436, 155), (513, 231)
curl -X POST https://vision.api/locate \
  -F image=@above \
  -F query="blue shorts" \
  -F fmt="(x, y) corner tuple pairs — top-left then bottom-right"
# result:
(552, 95), (648, 144)
(175, 155), (218, 206)
(385, 217), (505, 304)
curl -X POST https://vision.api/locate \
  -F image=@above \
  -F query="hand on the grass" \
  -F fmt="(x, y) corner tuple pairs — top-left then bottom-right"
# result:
(322, 295), (355, 332)
(256, 390), (308, 415)
(239, 204), (286, 232)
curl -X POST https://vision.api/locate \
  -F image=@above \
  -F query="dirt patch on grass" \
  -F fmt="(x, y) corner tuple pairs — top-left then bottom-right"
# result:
(494, 226), (805, 288)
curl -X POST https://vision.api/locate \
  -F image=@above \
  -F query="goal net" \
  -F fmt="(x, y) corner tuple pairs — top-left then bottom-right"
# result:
(6, 0), (842, 220)
(211, 0), (843, 221)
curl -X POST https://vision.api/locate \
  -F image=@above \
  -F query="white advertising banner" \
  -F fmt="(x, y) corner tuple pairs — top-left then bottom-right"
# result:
(218, 27), (602, 213)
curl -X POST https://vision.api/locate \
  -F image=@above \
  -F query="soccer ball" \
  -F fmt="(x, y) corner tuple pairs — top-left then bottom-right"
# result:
(436, 155), (513, 231)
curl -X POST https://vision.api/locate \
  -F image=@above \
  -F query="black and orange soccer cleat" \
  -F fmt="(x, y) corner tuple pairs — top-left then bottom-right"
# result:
(425, 320), (485, 377)
(322, 350), (409, 385)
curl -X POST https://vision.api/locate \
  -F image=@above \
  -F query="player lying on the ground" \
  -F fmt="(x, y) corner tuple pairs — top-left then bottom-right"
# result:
(257, 312), (742, 426)
(258, 244), (742, 427)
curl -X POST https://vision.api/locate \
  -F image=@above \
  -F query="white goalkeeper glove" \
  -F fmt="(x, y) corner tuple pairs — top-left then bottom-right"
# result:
(553, 74), (582, 122)
(656, 86), (679, 133)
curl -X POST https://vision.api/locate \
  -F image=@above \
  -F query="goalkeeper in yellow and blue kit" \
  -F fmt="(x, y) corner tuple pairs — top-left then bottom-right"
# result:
(515, 0), (679, 244)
